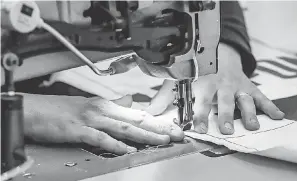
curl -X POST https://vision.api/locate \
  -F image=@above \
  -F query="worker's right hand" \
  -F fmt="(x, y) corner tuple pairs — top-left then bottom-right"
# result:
(23, 94), (184, 155)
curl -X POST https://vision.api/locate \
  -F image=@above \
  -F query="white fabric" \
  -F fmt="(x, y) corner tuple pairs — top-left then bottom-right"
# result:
(185, 82), (297, 163)
(44, 56), (164, 100)
(143, 81), (297, 163)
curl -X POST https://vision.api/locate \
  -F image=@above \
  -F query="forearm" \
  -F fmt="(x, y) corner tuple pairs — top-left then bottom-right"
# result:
(218, 43), (242, 73)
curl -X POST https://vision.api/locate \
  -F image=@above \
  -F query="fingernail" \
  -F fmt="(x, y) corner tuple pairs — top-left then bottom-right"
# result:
(199, 122), (207, 132)
(170, 126), (185, 141)
(196, 122), (207, 134)
(277, 110), (285, 117)
(224, 122), (233, 131)
(249, 118), (260, 130)
(171, 123), (181, 131)
(146, 106), (160, 116)
(250, 118), (258, 124)
(127, 146), (137, 153)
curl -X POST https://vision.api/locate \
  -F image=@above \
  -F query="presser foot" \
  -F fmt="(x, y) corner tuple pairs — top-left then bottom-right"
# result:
(181, 121), (193, 131)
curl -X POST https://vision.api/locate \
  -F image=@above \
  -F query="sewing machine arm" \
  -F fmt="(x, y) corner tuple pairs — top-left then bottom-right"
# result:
(2, 1), (220, 81)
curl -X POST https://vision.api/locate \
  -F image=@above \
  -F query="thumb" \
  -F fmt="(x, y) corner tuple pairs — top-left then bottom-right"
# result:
(146, 80), (175, 116)
(111, 95), (133, 108)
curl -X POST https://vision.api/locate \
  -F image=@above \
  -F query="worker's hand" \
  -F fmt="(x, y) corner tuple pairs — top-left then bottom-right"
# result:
(24, 94), (184, 155)
(146, 43), (285, 135)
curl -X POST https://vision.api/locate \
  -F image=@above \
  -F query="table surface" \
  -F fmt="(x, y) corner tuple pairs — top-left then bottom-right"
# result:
(84, 152), (297, 181)
(13, 142), (297, 181)
(8, 2), (297, 181)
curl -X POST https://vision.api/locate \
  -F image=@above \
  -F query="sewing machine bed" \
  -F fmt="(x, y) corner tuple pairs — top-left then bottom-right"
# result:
(14, 126), (297, 181)
(13, 138), (224, 181)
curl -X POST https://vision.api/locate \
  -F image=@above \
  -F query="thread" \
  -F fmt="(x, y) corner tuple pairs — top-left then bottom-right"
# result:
(97, 143), (174, 159)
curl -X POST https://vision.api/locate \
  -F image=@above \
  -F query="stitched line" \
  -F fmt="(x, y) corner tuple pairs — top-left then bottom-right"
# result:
(251, 122), (296, 135)
(204, 133), (257, 151)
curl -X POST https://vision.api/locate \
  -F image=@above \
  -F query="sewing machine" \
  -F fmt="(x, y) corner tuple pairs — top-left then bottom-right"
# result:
(2, 2), (297, 181)
(1, 1), (220, 180)
(1, 0), (220, 127)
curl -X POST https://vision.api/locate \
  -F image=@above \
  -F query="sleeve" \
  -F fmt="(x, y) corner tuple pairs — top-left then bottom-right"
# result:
(219, 1), (257, 77)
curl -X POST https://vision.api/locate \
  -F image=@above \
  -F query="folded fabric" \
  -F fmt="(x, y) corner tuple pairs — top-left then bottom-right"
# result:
(185, 115), (297, 163)
(185, 84), (297, 163)
(44, 55), (164, 101)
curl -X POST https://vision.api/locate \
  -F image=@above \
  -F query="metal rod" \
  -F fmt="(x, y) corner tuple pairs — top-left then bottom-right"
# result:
(174, 79), (195, 130)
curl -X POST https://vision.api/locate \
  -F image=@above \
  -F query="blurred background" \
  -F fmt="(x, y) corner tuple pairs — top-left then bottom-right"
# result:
(240, 1), (297, 86)
(242, 1), (297, 55)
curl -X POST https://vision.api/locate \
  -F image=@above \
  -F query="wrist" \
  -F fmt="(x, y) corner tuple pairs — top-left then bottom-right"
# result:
(218, 43), (243, 71)
(22, 93), (86, 137)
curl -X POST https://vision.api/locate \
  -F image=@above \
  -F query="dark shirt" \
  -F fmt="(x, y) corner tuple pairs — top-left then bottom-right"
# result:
(220, 1), (256, 77)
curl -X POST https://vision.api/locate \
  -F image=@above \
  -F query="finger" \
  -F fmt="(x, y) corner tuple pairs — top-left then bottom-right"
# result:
(146, 80), (175, 116)
(192, 77), (217, 134)
(87, 115), (170, 145)
(111, 95), (133, 108)
(236, 93), (260, 131)
(120, 110), (184, 141)
(251, 90), (285, 120)
(91, 99), (184, 141)
(74, 126), (137, 155)
(217, 88), (235, 135)
(193, 90), (215, 134)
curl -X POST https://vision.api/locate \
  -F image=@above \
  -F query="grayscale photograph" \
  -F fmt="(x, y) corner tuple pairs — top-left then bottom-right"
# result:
(1, 1), (297, 181)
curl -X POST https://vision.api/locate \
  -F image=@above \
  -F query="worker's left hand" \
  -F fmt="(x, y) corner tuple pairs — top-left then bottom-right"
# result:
(146, 43), (285, 134)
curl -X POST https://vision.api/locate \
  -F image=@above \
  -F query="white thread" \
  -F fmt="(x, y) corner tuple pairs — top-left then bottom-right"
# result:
(193, 55), (199, 82)
(97, 143), (174, 159)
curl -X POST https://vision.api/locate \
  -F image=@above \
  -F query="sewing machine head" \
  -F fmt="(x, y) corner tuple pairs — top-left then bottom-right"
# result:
(126, 1), (221, 128)
(131, 1), (220, 81)
(71, 1), (221, 80)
